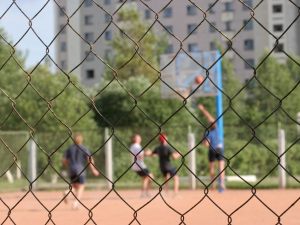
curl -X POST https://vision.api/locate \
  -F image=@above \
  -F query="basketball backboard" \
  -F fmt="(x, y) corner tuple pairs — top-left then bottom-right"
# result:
(160, 51), (221, 99)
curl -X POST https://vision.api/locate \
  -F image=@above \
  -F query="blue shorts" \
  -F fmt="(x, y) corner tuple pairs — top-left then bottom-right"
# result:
(161, 167), (177, 177)
(70, 174), (85, 184)
(136, 168), (151, 177)
(208, 147), (224, 162)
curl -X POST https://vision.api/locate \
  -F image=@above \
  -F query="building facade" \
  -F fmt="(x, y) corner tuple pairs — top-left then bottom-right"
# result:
(55, 0), (300, 86)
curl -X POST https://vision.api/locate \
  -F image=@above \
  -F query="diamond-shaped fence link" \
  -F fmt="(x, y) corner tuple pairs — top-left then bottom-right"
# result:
(0, 0), (300, 224)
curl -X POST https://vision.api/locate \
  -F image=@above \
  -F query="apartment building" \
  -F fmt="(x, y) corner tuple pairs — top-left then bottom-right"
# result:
(55, 0), (300, 86)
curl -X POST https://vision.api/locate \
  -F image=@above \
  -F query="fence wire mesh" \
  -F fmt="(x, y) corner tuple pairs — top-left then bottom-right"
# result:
(0, 0), (300, 224)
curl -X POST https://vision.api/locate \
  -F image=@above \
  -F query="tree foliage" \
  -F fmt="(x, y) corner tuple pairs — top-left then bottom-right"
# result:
(0, 29), (96, 132)
(94, 76), (193, 129)
(245, 54), (299, 127)
(106, 5), (167, 82)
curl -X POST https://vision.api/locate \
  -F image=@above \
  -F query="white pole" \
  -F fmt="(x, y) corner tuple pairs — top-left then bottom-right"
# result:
(16, 160), (22, 179)
(105, 128), (113, 189)
(278, 129), (286, 189)
(297, 112), (300, 135)
(188, 132), (196, 190)
(5, 170), (14, 183)
(28, 139), (37, 189)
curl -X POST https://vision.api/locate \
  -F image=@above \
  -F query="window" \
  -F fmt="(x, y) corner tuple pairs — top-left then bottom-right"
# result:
(224, 2), (234, 12)
(244, 39), (254, 50)
(275, 43), (284, 52)
(210, 42), (217, 51)
(165, 25), (173, 33)
(105, 30), (112, 40)
(226, 40), (232, 49)
(85, 51), (94, 61)
(188, 43), (199, 52)
(86, 70), (95, 79)
(225, 21), (233, 31)
(165, 44), (174, 54)
(104, 0), (111, 5)
(84, 15), (93, 25)
(209, 22), (216, 33)
(145, 9), (151, 19)
(105, 13), (111, 23)
(208, 3), (215, 14)
(245, 58), (254, 69)
(273, 4), (282, 13)
(59, 7), (66, 17)
(243, 0), (252, 10)
(60, 60), (66, 70)
(187, 24), (197, 34)
(60, 42), (67, 52)
(84, 32), (94, 43)
(84, 0), (93, 7)
(243, 20), (253, 30)
(60, 24), (66, 34)
(187, 5), (197, 16)
(105, 49), (112, 59)
(273, 24), (283, 32)
(163, 7), (172, 18)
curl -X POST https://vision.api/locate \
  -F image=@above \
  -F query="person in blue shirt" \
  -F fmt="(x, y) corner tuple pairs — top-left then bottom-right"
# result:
(198, 104), (225, 192)
(63, 133), (99, 209)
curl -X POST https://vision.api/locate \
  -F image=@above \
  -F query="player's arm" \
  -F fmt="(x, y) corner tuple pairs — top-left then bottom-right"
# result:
(202, 138), (210, 148)
(145, 148), (157, 157)
(62, 150), (69, 168)
(136, 153), (144, 160)
(172, 151), (181, 160)
(87, 155), (100, 176)
(62, 158), (69, 168)
(198, 104), (216, 128)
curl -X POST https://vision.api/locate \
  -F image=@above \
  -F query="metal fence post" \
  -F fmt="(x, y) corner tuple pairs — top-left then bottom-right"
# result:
(16, 160), (22, 179)
(297, 112), (300, 135)
(105, 128), (113, 189)
(278, 129), (286, 189)
(28, 138), (37, 189)
(188, 132), (196, 190)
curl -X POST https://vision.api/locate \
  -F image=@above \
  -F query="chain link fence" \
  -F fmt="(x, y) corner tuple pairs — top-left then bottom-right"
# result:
(0, 0), (300, 224)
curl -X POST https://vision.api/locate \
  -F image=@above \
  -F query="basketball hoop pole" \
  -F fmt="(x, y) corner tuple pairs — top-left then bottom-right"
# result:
(216, 51), (224, 148)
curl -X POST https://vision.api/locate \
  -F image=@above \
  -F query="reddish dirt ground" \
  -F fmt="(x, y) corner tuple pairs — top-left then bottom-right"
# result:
(0, 189), (299, 225)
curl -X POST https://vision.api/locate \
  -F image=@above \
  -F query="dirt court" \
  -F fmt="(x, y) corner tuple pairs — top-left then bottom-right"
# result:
(0, 189), (299, 225)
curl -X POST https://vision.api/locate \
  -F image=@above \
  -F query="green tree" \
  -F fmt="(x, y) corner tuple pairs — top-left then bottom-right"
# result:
(106, 5), (167, 82)
(243, 54), (298, 140)
(0, 28), (99, 181)
(0, 64), (96, 132)
(94, 75), (193, 128)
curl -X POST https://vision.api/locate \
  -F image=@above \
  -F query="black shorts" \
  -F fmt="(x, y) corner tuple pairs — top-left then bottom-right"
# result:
(161, 167), (177, 177)
(208, 147), (224, 162)
(136, 168), (150, 177)
(70, 174), (85, 184)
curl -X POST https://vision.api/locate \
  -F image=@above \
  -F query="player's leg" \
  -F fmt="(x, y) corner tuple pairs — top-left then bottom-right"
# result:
(215, 148), (225, 191)
(164, 172), (170, 193)
(144, 171), (154, 195)
(137, 169), (153, 197)
(209, 162), (216, 189)
(218, 159), (225, 191)
(72, 176), (85, 209)
(142, 176), (151, 196)
(208, 150), (216, 189)
(64, 174), (78, 204)
(169, 168), (179, 195)
(173, 174), (179, 195)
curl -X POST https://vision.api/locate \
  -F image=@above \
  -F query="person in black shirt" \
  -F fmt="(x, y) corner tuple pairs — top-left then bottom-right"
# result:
(147, 133), (180, 195)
